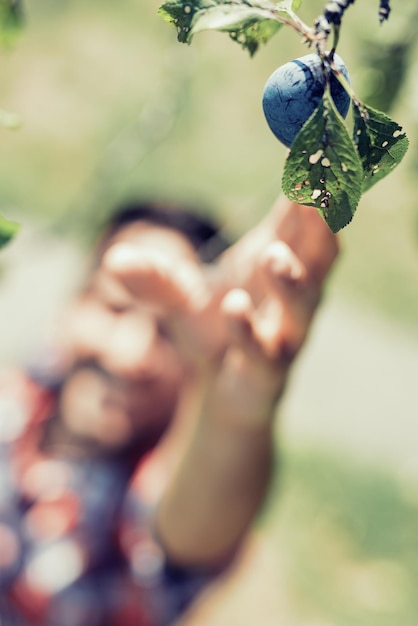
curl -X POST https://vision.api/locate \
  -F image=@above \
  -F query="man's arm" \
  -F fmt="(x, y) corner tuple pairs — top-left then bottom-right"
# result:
(154, 228), (337, 567)
(106, 198), (338, 568)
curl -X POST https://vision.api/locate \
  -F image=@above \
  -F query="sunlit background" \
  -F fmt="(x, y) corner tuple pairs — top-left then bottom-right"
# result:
(1, 1), (418, 624)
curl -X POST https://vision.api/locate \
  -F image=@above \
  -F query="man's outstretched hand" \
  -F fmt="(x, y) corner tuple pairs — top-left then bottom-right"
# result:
(105, 198), (339, 393)
(104, 198), (339, 567)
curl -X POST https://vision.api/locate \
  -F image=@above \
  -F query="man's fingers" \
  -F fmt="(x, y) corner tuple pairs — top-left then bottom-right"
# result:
(104, 243), (208, 312)
(259, 241), (317, 360)
(271, 200), (339, 285)
(221, 289), (256, 351)
(221, 289), (285, 363)
(104, 243), (226, 365)
(220, 240), (329, 368)
(262, 241), (307, 286)
(221, 289), (288, 400)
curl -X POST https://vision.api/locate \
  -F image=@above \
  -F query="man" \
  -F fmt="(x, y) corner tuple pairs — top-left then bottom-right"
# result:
(0, 195), (338, 625)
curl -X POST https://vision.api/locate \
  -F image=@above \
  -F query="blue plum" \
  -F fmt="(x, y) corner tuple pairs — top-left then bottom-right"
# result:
(262, 53), (351, 148)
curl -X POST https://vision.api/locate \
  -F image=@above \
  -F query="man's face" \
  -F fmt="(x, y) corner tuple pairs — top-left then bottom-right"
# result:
(59, 222), (200, 455)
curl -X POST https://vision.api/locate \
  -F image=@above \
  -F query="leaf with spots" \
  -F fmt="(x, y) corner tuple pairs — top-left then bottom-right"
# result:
(352, 103), (409, 193)
(282, 91), (363, 233)
(158, 0), (301, 56)
(0, 214), (19, 249)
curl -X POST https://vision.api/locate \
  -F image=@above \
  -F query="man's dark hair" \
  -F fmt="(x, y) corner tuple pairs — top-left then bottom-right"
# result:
(95, 200), (232, 264)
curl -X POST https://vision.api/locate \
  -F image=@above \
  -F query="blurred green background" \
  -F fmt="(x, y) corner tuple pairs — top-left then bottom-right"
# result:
(1, 1), (418, 624)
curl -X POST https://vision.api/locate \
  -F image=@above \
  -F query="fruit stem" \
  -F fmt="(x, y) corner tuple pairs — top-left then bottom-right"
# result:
(331, 23), (340, 55)
(326, 54), (361, 108)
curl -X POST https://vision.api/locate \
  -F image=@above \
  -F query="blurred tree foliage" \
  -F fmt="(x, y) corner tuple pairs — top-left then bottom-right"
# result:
(357, 3), (418, 113)
(266, 446), (418, 625)
(0, 0), (22, 248)
(0, 0), (23, 46)
(360, 39), (415, 114)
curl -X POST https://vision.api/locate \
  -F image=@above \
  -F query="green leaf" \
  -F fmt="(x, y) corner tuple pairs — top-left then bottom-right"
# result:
(197, 5), (281, 57)
(358, 40), (414, 114)
(353, 103), (409, 193)
(158, 0), (298, 56)
(282, 92), (363, 233)
(275, 0), (302, 17)
(0, 213), (19, 248)
(0, 0), (23, 46)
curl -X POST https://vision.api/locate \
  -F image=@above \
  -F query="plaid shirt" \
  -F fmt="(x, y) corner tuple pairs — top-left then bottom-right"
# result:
(0, 368), (218, 626)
